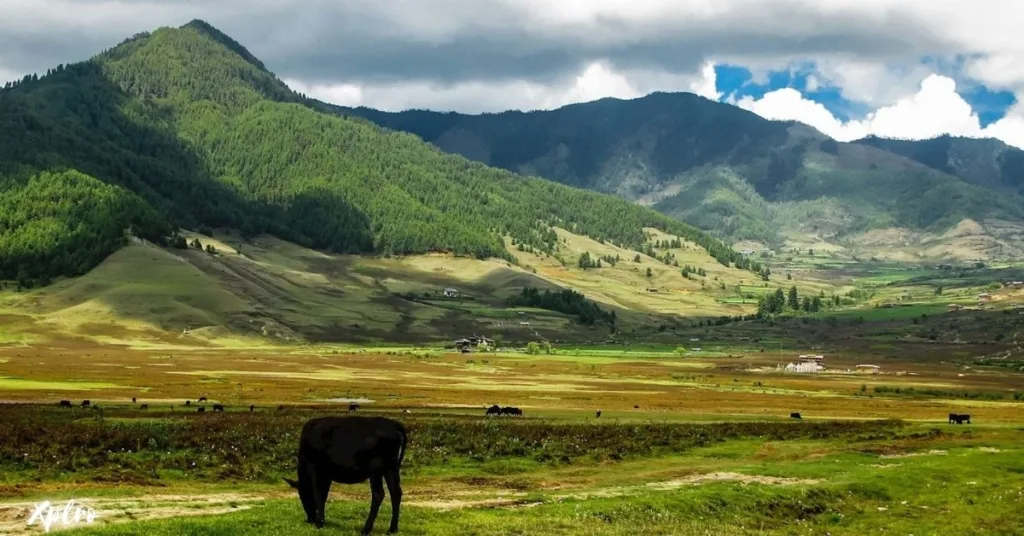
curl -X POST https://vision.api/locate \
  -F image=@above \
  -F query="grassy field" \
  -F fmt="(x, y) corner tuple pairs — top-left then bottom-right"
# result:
(0, 328), (1023, 534)
(2, 239), (1024, 534)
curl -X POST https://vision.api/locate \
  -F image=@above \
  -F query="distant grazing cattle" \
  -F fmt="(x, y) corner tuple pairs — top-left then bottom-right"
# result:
(58, 400), (72, 409)
(500, 406), (522, 416)
(595, 410), (602, 418)
(250, 404), (255, 413)
(486, 405), (501, 416)
(185, 400), (192, 407)
(633, 405), (640, 410)
(949, 413), (971, 424)
(197, 407), (206, 413)
(132, 397), (137, 403)
(80, 400), (91, 408)
(284, 416), (407, 533)
(349, 403), (360, 412)
(213, 404), (225, 412)
(790, 412), (802, 419)
(140, 404), (149, 410)
(198, 396), (208, 402)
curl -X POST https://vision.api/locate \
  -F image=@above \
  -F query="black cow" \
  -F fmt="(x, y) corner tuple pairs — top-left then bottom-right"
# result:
(790, 412), (802, 419)
(634, 405), (640, 409)
(213, 404), (225, 412)
(485, 405), (501, 416)
(948, 413), (971, 424)
(132, 397), (137, 403)
(284, 416), (407, 534)
(197, 406), (206, 413)
(595, 410), (602, 418)
(58, 400), (72, 409)
(198, 396), (208, 402)
(278, 405), (286, 411)
(80, 400), (91, 408)
(349, 403), (360, 412)
(185, 400), (192, 407)
(500, 406), (522, 416)
(140, 404), (149, 410)
(250, 404), (255, 413)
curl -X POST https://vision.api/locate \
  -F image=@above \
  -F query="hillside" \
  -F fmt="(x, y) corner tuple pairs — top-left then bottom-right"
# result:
(0, 21), (758, 286)
(0, 226), (794, 346)
(854, 135), (1024, 195)
(347, 95), (1024, 255)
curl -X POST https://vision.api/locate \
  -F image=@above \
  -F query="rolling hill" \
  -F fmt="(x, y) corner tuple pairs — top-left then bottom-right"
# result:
(347, 94), (1024, 257)
(0, 20), (760, 287)
(0, 225), (793, 346)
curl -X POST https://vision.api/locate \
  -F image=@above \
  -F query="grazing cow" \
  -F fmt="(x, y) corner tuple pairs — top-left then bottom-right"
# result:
(81, 400), (91, 408)
(790, 412), (802, 419)
(349, 403), (360, 412)
(633, 405), (639, 409)
(140, 404), (149, 410)
(500, 406), (522, 416)
(250, 404), (255, 413)
(197, 407), (206, 413)
(485, 404), (501, 416)
(198, 396), (208, 402)
(595, 410), (602, 418)
(58, 400), (72, 409)
(949, 413), (971, 424)
(284, 416), (407, 534)
(213, 404), (225, 412)
(185, 400), (192, 407)
(132, 397), (137, 403)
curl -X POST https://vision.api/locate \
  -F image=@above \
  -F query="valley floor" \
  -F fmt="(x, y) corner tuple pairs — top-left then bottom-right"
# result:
(1, 342), (1022, 535)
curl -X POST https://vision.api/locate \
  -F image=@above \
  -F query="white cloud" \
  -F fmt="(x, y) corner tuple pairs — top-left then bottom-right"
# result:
(287, 60), (717, 113)
(736, 74), (1024, 149)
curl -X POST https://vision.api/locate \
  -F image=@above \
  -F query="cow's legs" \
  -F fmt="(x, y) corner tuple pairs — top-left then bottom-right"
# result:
(298, 463), (318, 524)
(384, 468), (403, 533)
(306, 464), (327, 528)
(315, 473), (332, 527)
(362, 474), (385, 535)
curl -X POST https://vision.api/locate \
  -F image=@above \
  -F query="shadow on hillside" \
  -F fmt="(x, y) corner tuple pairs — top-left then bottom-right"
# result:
(0, 59), (374, 328)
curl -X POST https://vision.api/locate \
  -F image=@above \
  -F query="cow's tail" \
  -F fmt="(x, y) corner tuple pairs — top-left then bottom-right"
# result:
(396, 423), (408, 466)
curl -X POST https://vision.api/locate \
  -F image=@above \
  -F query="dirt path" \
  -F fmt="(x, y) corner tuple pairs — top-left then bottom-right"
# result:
(0, 472), (824, 533)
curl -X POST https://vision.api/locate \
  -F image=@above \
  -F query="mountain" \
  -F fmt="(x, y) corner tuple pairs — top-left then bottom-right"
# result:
(347, 95), (1024, 253)
(0, 21), (761, 286)
(854, 135), (1024, 195)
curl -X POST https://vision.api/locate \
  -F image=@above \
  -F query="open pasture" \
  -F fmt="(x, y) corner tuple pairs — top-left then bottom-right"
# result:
(1, 335), (1022, 535)
(1, 342), (1022, 423)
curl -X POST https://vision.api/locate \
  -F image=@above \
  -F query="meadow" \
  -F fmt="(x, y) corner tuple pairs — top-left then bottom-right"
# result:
(2, 235), (1024, 534)
(1, 334), (1023, 535)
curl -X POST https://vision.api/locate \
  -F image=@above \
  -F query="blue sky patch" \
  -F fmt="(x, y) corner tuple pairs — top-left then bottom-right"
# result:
(713, 62), (1015, 127)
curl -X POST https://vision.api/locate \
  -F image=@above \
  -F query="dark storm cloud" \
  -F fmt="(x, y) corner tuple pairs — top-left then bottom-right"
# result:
(0, 0), (960, 85)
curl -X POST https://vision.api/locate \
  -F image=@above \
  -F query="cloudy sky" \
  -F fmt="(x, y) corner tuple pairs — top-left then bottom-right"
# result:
(3, 0), (1024, 148)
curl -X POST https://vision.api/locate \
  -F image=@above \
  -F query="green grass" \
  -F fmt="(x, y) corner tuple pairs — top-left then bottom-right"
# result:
(57, 425), (1024, 536)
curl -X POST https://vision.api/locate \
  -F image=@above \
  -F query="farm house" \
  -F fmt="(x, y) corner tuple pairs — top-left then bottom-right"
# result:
(856, 364), (881, 374)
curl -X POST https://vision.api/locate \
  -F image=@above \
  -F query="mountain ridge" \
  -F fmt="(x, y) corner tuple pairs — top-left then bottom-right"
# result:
(0, 20), (762, 285)
(343, 92), (1024, 252)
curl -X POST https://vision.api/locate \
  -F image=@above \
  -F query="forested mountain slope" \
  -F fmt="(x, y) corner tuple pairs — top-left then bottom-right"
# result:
(348, 95), (1024, 248)
(0, 21), (758, 285)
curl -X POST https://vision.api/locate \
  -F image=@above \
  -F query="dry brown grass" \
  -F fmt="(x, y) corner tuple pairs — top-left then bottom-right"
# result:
(1, 342), (1021, 423)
